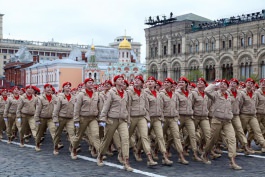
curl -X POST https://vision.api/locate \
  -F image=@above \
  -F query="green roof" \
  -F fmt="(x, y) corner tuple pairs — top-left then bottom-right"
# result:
(176, 13), (212, 22)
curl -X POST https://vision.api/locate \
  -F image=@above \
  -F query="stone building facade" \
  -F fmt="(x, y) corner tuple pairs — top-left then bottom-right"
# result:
(145, 11), (265, 82)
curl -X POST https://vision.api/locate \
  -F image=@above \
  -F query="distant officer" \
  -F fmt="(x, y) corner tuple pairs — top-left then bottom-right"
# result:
(97, 75), (133, 172)
(0, 89), (8, 139)
(3, 86), (21, 144)
(71, 78), (100, 160)
(52, 82), (75, 155)
(16, 85), (38, 147)
(34, 84), (57, 151)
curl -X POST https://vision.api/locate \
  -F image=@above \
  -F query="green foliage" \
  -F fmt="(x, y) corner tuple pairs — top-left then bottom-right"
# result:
(186, 70), (203, 82)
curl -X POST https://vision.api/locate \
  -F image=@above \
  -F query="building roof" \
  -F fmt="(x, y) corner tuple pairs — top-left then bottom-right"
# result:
(176, 13), (212, 22)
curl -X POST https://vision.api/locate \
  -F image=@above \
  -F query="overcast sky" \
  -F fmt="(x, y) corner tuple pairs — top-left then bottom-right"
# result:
(0, 0), (264, 62)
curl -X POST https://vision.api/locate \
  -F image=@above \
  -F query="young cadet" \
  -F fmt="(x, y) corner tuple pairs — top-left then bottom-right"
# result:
(0, 89), (8, 139)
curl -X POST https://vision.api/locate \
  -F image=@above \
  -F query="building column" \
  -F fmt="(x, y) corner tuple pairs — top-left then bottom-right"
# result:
(168, 37), (172, 56)
(146, 39), (150, 59)
(158, 37), (162, 57)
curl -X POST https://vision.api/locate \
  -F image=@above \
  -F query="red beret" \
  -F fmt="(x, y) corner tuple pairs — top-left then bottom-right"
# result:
(113, 75), (124, 82)
(255, 83), (259, 89)
(32, 86), (40, 93)
(84, 78), (94, 84)
(221, 79), (229, 87)
(239, 82), (246, 88)
(62, 82), (71, 88)
(260, 78), (265, 83)
(104, 80), (113, 86)
(135, 75), (144, 83)
(1, 88), (8, 92)
(25, 85), (31, 89)
(214, 79), (221, 83)
(71, 88), (77, 91)
(156, 80), (163, 87)
(20, 88), (26, 93)
(94, 85), (98, 90)
(130, 81), (134, 85)
(147, 76), (156, 82)
(190, 82), (197, 88)
(173, 81), (178, 85)
(78, 83), (84, 88)
(230, 78), (239, 85)
(179, 77), (189, 83)
(124, 80), (129, 86)
(44, 83), (52, 88)
(12, 86), (20, 91)
(52, 87), (56, 92)
(198, 78), (207, 85)
(164, 78), (174, 84)
(245, 78), (255, 84)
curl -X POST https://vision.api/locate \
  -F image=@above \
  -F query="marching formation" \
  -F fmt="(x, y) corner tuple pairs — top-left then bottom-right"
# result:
(1, 75), (265, 172)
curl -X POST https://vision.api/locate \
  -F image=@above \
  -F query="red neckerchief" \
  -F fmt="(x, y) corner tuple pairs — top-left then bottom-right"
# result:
(46, 94), (52, 102)
(263, 91), (265, 95)
(199, 91), (205, 98)
(65, 94), (71, 101)
(231, 90), (237, 98)
(3, 96), (7, 101)
(151, 90), (157, 97)
(166, 90), (172, 98)
(86, 89), (93, 98)
(117, 89), (124, 98)
(247, 91), (253, 98)
(14, 95), (20, 100)
(223, 92), (228, 99)
(134, 88), (141, 97)
(26, 94), (32, 101)
(182, 89), (189, 97)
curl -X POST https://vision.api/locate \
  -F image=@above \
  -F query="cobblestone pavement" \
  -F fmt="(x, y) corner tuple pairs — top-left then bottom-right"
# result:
(1, 132), (265, 177)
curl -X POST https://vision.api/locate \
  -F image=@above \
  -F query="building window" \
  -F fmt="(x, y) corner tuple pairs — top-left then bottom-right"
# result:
(3, 55), (6, 59)
(205, 43), (208, 52)
(241, 38), (244, 47)
(4, 61), (6, 64)
(261, 35), (265, 44)
(162, 64), (167, 80)
(163, 46), (167, 56)
(150, 65), (158, 79)
(211, 42), (215, 51)
(151, 48), (154, 58)
(178, 44), (181, 54)
(122, 52), (124, 58)
(229, 40), (232, 48)
(172, 63), (181, 81)
(240, 62), (252, 79)
(195, 44), (198, 53)
(190, 45), (193, 53)
(2, 49), (7, 53)
(155, 47), (158, 57)
(94, 73), (97, 81)
(248, 37), (252, 46)
(261, 61), (265, 78)
(222, 63), (233, 80)
(205, 65), (215, 81)
(126, 52), (129, 58)
(222, 41), (225, 49)
(173, 44), (176, 54)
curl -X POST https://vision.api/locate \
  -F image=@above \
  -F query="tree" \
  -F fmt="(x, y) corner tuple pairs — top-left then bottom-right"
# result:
(186, 70), (203, 82)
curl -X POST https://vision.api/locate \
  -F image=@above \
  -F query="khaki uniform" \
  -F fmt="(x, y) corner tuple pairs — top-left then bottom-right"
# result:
(144, 88), (167, 154)
(52, 93), (75, 148)
(175, 89), (198, 153)
(0, 96), (7, 138)
(16, 94), (38, 140)
(34, 94), (57, 145)
(160, 89), (183, 153)
(239, 88), (265, 147)
(191, 89), (211, 146)
(255, 89), (265, 133)
(72, 89), (100, 151)
(99, 87), (130, 160)
(227, 89), (248, 146)
(204, 84), (236, 158)
(4, 95), (20, 138)
(128, 88), (151, 155)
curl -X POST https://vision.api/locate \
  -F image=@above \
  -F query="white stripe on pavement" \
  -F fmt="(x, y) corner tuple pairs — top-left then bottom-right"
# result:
(223, 150), (265, 159)
(1, 140), (166, 177)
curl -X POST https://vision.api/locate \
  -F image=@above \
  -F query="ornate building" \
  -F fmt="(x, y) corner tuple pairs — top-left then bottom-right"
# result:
(145, 10), (265, 82)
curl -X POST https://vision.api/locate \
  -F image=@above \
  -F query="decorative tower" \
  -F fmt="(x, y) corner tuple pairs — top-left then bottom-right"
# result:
(118, 36), (132, 63)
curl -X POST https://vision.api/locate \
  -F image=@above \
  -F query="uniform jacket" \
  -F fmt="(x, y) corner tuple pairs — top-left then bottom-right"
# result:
(99, 87), (129, 122)
(159, 89), (179, 118)
(99, 91), (108, 115)
(227, 89), (242, 115)
(255, 88), (265, 115)
(34, 94), (57, 121)
(74, 89), (99, 122)
(0, 96), (7, 114)
(191, 89), (209, 117)
(240, 88), (257, 115)
(175, 89), (193, 116)
(128, 88), (150, 120)
(144, 88), (163, 119)
(16, 94), (37, 117)
(205, 84), (233, 120)
(53, 93), (75, 123)
(3, 95), (21, 117)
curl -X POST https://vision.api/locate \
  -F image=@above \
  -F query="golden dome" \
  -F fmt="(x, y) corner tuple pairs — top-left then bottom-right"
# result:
(119, 37), (131, 50)
(91, 44), (95, 51)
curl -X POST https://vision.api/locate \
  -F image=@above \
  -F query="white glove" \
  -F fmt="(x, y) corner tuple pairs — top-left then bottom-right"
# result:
(4, 118), (8, 122)
(99, 122), (106, 127)
(36, 121), (41, 125)
(17, 118), (21, 122)
(74, 122), (80, 127)
(55, 122), (59, 127)
(215, 82), (220, 86)
(147, 122), (150, 128)
(178, 120), (180, 125)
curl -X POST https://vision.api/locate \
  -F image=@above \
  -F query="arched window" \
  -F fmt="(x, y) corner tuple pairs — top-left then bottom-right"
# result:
(248, 37), (252, 46)
(162, 64), (167, 80)
(261, 60), (265, 78)
(205, 59), (216, 81)
(94, 73), (97, 81)
(189, 60), (200, 82)
(240, 57), (252, 80)
(172, 62), (181, 81)
(221, 59), (233, 80)
(150, 65), (158, 79)
(261, 35), (265, 44)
